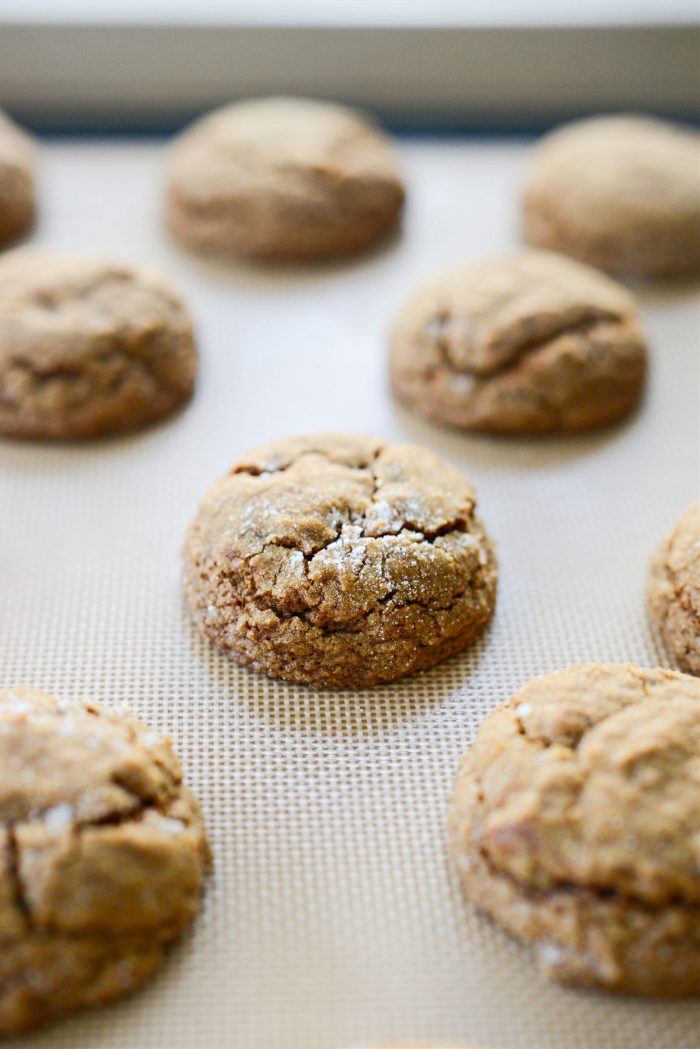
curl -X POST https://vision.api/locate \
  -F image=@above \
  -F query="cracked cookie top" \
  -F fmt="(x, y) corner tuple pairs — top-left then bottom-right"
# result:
(453, 664), (700, 906)
(389, 249), (646, 434)
(0, 685), (209, 941)
(0, 249), (197, 439)
(166, 96), (404, 260)
(390, 249), (638, 379)
(184, 434), (497, 685)
(194, 434), (488, 626)
(522, 115), (700, 278)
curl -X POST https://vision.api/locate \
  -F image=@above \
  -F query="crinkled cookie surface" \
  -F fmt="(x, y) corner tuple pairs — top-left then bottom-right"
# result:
(0, 685), (209, 1034)
(184, 434), (497, 687)
(449, 664), (700, 995)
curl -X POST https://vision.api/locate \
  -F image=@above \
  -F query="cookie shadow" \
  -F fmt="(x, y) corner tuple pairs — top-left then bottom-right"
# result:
(630, 272), (700, 308)
(166, 222), (405, 294)
(0, 399), (196, 474)
(444, 836), (700, 1044)
(389, 400), (642, 474)
(182, 602), (493, 739)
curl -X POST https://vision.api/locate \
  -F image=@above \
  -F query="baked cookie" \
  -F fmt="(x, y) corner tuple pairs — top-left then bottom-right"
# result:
(0, 685), (209, 1035)
(184, 434), (497, 687)
(522, 114), (700, 279)
(0, 249), (197, 439)
(449, 664), (700, 996)
(390, 250), (647, 435)
(0, 109), (35, 247)
(165, 96), (405, 261)
(648, 502), (700, 675)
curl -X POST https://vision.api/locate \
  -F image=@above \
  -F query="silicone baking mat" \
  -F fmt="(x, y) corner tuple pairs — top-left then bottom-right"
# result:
(1, 137), (699, 1049)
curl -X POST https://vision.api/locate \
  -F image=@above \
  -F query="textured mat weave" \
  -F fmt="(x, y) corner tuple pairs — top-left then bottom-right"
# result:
(1, 139), (699, 1049)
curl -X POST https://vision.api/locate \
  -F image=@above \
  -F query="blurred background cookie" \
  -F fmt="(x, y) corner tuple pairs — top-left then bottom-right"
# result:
(165, 96), (405, 262)
(0, 685), (210, 1035)
(449, 664), (700, 996)
(0, 249), (197, 439)
(522, 115), (700, 279)
(0, 109), (35, 247)
(390, 249), (647, 435)
(648, 502), (700, 675)
(184, 433), (497, 687)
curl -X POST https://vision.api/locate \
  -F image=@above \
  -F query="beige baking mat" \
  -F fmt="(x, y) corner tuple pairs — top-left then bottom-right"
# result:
(1, 137), (699, 1049)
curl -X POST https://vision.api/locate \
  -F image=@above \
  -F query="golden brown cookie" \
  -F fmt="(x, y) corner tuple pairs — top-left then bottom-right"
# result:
(165, 96), (405, 261)
(184, 434), (497, 687)
(449, 664), (700, 996)
(0, 110), (35, 247)
(522, 115), (700, 279)
(389, 250), (647, 435)
(648, 502), (700, 675)
(0, 685), (210, 1035)
(0, 249), (197, 439)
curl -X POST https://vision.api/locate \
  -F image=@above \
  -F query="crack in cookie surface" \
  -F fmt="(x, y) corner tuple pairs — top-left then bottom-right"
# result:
(428, 306), (625, 379)
(0, 250), (197, 439)
(449, 664), (700, 994)
(165, 97), (405, 261)
(184, 434), (497, 686)
(0, 686), (209, 1035)
(390, 250), (647, 434)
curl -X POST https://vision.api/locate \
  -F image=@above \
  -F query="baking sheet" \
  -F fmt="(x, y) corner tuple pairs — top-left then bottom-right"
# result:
(2, 17), (698, 133)
(1, 137), (699, 1049)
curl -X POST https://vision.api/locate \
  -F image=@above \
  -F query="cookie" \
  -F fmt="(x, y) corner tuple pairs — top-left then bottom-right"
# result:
(522, 115), (700, 279)
(390, 250), (647, 435)
(0, 685), (209, 1034)
(0, 110), (35, 247)
(165, 96), (405, 261)
(648, 502), (700, 675)
(184, 434), (497, 687)
(449, 664), (700, 996)
(0, 249), (197, 439)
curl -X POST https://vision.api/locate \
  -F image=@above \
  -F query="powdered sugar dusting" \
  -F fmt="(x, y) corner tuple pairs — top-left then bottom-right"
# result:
(43, 802), (74, 834)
